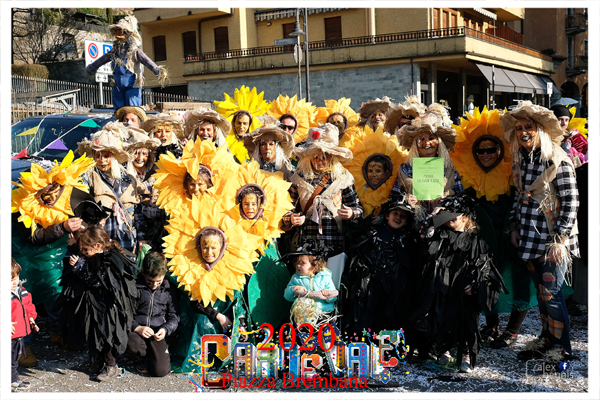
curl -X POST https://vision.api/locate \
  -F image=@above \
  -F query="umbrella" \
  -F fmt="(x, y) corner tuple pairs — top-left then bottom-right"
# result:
(552, 97), (579, 106)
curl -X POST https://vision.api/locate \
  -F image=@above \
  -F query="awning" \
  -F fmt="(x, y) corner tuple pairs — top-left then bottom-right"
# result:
(255, 8), (346, 22)
(473, 8), (497, 21)
(523, 73), (547, 94)
(504, 69), (535, 94)
(475, 64), (515, 92)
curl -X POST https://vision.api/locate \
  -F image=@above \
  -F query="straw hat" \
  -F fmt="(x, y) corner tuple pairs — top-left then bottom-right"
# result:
(357, 96), (393, 127)
(77, 129), (131, 164)
(384, 95), (427, 134)
(499, 101), (564, 144)
(294, 123), (353, 163)
(141, 113), (185, 140)
(123, 128), (161, 152)
(396, 113), (457, 151)
(184, 108), (231, 140)
(114, 106), (147, 123)
(109, 15), (142, 44)
(243, 125), (295, 159)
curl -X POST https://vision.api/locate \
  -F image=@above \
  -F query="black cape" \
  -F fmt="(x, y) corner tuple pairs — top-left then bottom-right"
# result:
(55, 249), (138, 360)
(341, 224), (418, 335)
(408, 227), (506, 367)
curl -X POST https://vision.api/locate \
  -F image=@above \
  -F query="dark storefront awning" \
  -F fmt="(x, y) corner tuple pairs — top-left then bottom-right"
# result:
(475, 64), (515, 92)
(504, 69), (535, 94)
(255, 8), (346, 21)
(475, 63), (558, 96)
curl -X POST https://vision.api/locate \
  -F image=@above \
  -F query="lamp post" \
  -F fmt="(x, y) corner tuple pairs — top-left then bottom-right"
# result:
(290, 8), (310, 101)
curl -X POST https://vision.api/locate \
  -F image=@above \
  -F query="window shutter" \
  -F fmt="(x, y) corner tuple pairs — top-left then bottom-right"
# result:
(214, 27), (229, 53)
(182, 31), (197, 57)
(153, 36), (166, 61)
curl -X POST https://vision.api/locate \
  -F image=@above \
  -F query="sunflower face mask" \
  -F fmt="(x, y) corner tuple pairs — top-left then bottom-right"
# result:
(36, 183), (65, 207)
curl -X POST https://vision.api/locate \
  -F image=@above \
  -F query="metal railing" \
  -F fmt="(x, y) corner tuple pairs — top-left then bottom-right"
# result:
(565, 12), (587, 34)
(185, 26), (551, 62)
(11, 75), (205, 123)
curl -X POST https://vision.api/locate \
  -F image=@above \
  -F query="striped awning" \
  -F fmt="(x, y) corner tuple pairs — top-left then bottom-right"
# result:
(473, 8), (497, 21)
(255, 8), (346, 22)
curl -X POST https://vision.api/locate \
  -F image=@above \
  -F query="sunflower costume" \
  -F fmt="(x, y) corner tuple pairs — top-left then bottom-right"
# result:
(450, 107), (512, 203)
(213, 86), (271, 163)
(314, 97), (361, 147)
(152, 138), (239, 218)
(267, 94), (317, 145)
(344, 125), (408, 216)
(11, 151), (95, 303)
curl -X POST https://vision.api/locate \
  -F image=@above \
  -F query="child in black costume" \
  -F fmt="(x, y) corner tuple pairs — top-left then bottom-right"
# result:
(409, 193), (505, 373)
(56, 226), (138, 381)
(341, 196), (418, 336)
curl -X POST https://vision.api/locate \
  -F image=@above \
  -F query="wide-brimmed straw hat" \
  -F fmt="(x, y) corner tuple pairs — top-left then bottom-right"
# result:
(141, 113), (185, 140)
(109, 15), (142, 43)
(396, 112), (457, 151)
(184, 108), (231, 140)
(294, 123), (353, 163)
(499, 101), (564, 144)
(114, 106), (147, 123)
(123, 128), (161, 152)
(384, 95), (427, 134)
(357, 96), (393, 127)
(243, 125), (295, 159)
(77, 129), (131, 164)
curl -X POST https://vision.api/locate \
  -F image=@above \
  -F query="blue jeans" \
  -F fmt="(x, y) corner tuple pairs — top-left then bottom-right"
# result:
(527, 258), (571, 353)
(112, 85), (142, 109)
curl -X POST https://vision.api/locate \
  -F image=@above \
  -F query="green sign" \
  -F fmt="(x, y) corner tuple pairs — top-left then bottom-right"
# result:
(413, 157), (444, 200)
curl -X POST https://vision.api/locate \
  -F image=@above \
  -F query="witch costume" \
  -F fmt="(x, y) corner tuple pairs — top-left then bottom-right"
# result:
(341, 197), (418, 335)
(55, 246), (138, 364)
(409, 194), (505, 370)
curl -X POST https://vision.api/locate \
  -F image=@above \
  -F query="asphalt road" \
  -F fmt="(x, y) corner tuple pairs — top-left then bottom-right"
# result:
(13, 305), (588, 395)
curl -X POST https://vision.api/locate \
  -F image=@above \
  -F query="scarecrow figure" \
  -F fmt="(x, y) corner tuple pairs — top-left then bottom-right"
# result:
(86, 15), (169, 109)
(285, 123), (363, 256)
(499, 101), (579, 362)
(243, 116), (296, 181)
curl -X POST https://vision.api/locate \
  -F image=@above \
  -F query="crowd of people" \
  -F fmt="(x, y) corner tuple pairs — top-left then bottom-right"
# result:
(11, 88), (587, 390)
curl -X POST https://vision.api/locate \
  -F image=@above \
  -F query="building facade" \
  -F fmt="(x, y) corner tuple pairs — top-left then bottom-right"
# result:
(136, 8), (559, 119)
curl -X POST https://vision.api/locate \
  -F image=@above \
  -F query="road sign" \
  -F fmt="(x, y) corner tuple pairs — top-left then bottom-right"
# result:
(293, 44), (303, 63)
(85, 39), (113, 75)
(547, 82), (553, 95)
(95, 73), (108, 83)
(274, 38), (297, 46)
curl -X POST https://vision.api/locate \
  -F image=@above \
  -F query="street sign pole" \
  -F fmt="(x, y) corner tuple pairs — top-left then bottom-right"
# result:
(547, 82), (553, 107)
(99, 82), (103, 105)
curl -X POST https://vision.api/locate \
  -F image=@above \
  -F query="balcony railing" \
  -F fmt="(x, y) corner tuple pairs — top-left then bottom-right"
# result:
(484, 26), (523, 45)
(565, 13), (587, 35)
(185, 26), (551, 63)
(566, 55), (587, 77)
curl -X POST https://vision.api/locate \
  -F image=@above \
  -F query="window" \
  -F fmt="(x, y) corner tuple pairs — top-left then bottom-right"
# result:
(153, 36), (166, 62)
(433, 9), (440, 29)
(583, 39), (588, 58)
(324, 16), (342, 46)
(214, 27), (229, 53)
(182, 31), (197, 57)
(283, 23), (295, 38)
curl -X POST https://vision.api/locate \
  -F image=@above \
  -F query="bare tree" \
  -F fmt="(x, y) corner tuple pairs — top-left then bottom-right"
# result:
(12, 8), (79, 64)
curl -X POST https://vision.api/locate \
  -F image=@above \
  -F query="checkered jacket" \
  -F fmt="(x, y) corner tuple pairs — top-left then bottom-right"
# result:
(510, 147), (579, 260)
(288, 172), (363, 255)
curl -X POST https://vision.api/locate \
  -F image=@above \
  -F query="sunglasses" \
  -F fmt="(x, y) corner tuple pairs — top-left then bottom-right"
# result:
(475, 148), (499, 155)
(280, 124), (295, 131)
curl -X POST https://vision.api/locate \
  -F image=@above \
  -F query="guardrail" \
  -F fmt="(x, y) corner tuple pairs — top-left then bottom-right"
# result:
(185, 26), (551, 62)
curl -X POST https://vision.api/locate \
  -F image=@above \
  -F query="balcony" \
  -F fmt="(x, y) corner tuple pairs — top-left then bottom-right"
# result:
(185, 26), (550, 63)
(565, 13), (587, 35)
(485, 26), (523, 45)
(566, 55), (587, 77)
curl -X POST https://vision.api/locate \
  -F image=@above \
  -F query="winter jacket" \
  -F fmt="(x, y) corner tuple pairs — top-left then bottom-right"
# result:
(284, 269), (337, 313)
(131, 274), (180, 336)
(11, 284), (37, 340)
